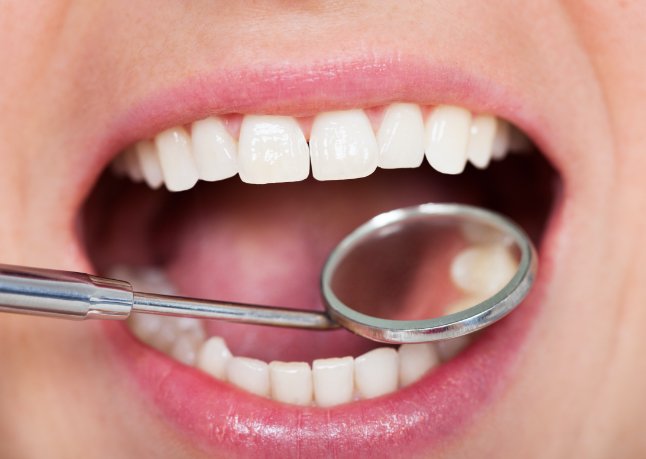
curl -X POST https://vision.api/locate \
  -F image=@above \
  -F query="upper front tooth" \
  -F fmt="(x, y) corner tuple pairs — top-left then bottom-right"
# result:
(124, 147), (145, 182)
(309, 109), (378, 181)
(377, 103), (425, 169)
(269, 361), (313, 406)
(354, 347), (398, 399)
(491, 120), (511, 160)
(238, 115), (309, 184)
(425, 105), (472, 174)
(155, 127), (199, 192)
(312, 356), (354, 407)
(191, 117), (238, 182)
(450, 242), (518, 296)
(466, 115), (497, 169)
(227, 357), (270, 397)
(135, 140), (164, 189)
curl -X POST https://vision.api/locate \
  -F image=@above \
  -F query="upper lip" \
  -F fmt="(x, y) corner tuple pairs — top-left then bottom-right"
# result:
(80, 54), (564, 457)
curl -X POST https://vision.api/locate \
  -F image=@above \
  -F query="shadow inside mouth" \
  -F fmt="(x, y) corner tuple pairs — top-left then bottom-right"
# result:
(80, 153), (558, 362)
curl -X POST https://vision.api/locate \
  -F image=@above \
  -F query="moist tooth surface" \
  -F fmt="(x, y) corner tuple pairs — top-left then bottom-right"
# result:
(191, 117), (238, 182)
(312, 356), (355, 407)
(354, 347), (399, 399)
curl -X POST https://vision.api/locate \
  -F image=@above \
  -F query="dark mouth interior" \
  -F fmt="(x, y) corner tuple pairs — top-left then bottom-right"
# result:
(81, 147), (559, 361)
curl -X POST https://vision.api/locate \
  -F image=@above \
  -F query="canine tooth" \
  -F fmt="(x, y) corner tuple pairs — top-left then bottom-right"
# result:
(377, 103), (425, 169)
(124, 148), (144, 182)
(310, 109), (378, 180)
(227, 357), (270, 397)
(169, 333), (204, 366)
(436, 336), (471, 362)
(191, 117), (238, 182)
(269, 361), (313, 406)
(155, 127), (199, 192)
(354, 347), (398, 399)
(398, 343), (439, 387)
(466, 115), (497, 169)
(450, 243), (518, 297)
(196, 337), (232, 380)
(425, 105), (472, 174)
(238, 115), (309, 184)
(312, 356), (354, 407)
(135, 140), (164, 189)
(491, 120), (511, 160)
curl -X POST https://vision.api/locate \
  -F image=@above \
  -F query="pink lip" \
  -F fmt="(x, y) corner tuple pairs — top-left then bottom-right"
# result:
(82, 57), (564, 457)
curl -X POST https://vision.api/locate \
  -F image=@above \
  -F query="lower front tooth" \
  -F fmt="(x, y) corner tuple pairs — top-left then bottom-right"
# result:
(398, 343), (439, 387)
(309, 109), (378, 181)
(312, 356), (354, 407)
(191, 117), (238, 182)
(354, 347), (398, 399)
(155, 127), (199, 192)
(269, 361), (313, 406)
(227, 357), (270, 397)
(169, 333), (203, 366)
(135, 140), (164, 189)
(196, 337), (232, 380)
(425, 105), (472, 174)
(238, 115), (310, 184)
(436, 336), (471, 362)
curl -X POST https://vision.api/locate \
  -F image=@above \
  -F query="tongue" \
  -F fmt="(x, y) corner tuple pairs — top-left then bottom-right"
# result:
(160, 168), (477, 361)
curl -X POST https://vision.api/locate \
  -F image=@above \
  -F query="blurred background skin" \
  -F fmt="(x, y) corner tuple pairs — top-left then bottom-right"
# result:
(0, 1), (645, 457)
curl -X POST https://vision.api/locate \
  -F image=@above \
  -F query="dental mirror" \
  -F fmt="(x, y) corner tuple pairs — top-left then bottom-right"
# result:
(0, 203), (537, 344)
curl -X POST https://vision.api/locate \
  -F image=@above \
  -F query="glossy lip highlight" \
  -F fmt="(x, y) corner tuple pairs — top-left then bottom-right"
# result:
(77, 56), (564, 457)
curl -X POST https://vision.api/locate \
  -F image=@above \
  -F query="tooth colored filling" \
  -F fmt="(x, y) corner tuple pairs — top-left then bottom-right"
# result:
(112, 103), (528, 191)
(118, 239), (517, 407)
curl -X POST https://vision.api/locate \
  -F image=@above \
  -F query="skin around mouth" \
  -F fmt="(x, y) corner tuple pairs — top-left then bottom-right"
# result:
(3, 1), (646, 458)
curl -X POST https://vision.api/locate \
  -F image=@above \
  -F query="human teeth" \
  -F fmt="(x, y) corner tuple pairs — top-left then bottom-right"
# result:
(155, 127), (199, 192)
(135, 140), (164, 189)
(124, 147), (144, 182)
(450, 243), (518, 297)
(425, 105), (472, 174)
(377, 103), (425, 169)
(238, 115), (309, 184)
(436, 336), (471, 362)
(312, 356), (354, 407)
(269, 361), (313, 406)
(227, 357), (270, 397)
(398, 343), (439, 387)
(309, 109), (378, 180)
(191, 117), (238, 182)
(196, 337), (232, 380)
(491, 120), (511, 160)
(444, 295), (485, 314)
(169, 333), (204, 366)
(466, 115), (497, 169)
(128, 313), (166, 343)
(354, 347), (398, 399)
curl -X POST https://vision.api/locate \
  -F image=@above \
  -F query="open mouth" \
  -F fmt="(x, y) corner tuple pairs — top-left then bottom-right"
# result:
(77, 63), (561, 456)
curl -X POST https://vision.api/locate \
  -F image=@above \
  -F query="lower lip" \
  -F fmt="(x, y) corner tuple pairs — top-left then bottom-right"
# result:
(101, 206), (557, 458)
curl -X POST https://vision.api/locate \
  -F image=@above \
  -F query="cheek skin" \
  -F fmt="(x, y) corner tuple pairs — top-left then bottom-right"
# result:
(0, 1), (645, 457)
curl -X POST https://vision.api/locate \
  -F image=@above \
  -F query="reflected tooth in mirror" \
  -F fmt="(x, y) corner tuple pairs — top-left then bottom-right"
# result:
(424, 105), (472, 174)
(135, 140), (164, 189)
(191, 117), (238, 182)
(398, 343), (439, 387)
(377, 103), (425, 169)
(238, 115), (309, 184)
(491, 120), (511, 160)
(269, 361), (313, 406)
(196, 337), (232, 380)
(310, 109), (378, 180)
(450, 243), (518, 297)
(354, 347), (398, 399)
(169, 333), (204, 366)
(312, 356), (354, 407)
(155, 127), (199, 192)
(444, 295), (486, 315)
(124, 147), (145, 182)
(466, 115), (497, 169)
(227, 357), (270, 397)
(436, 336), (471, 362)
